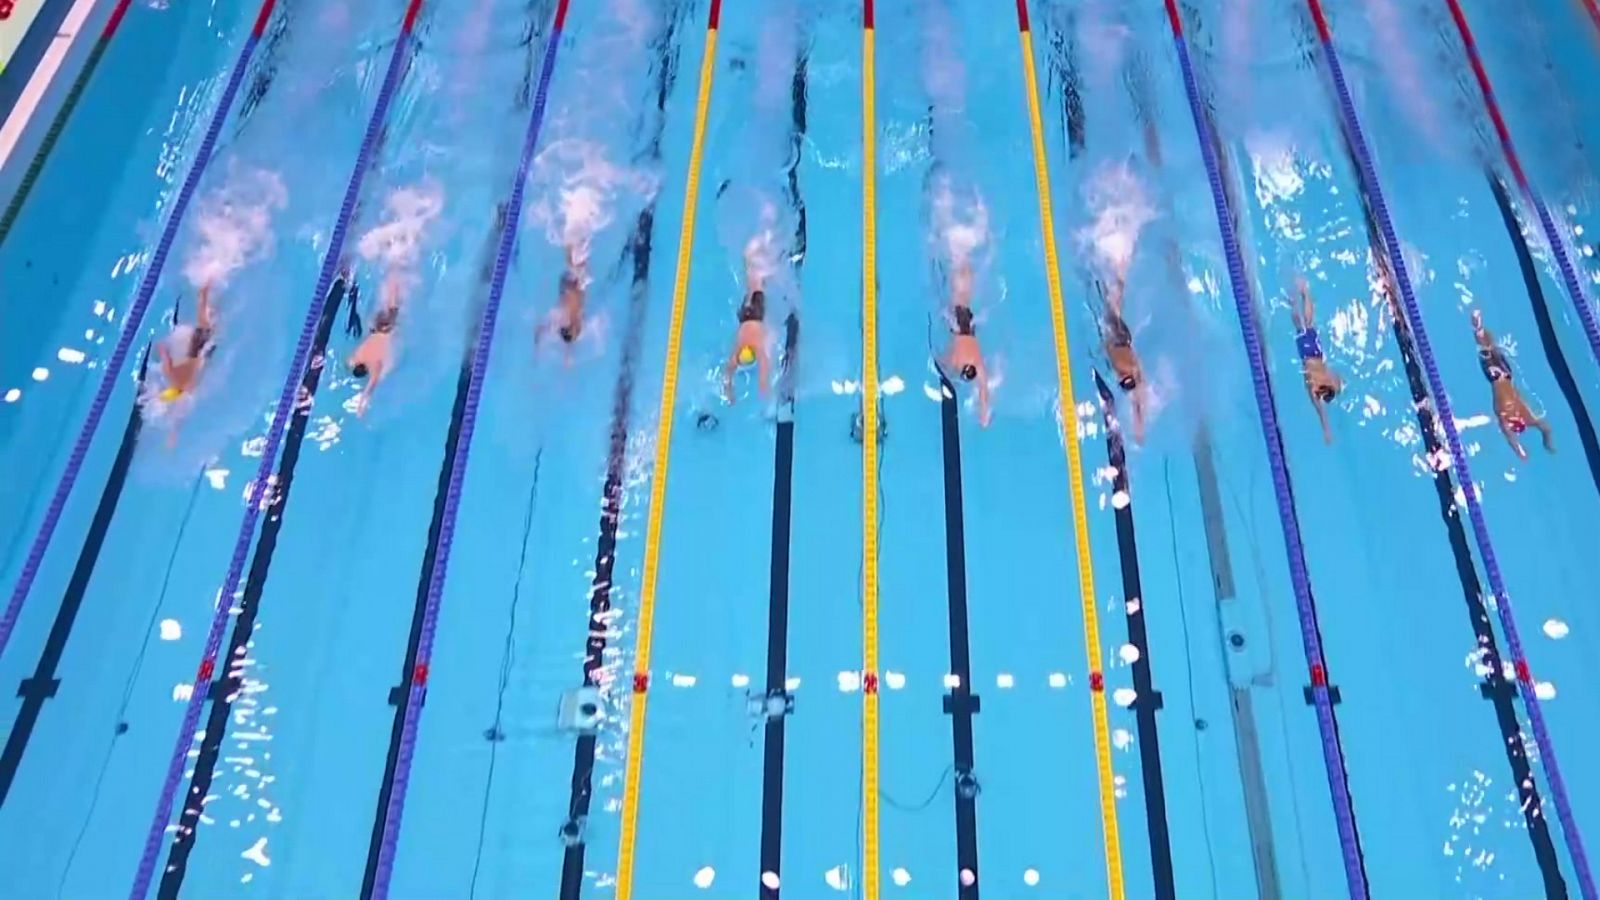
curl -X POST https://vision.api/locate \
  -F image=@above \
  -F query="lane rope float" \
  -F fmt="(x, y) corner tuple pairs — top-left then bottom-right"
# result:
(1160, 1), (1369, 896)
(611, 0), (722, 895)
(128, 0), (429, 894)
(0, 0), (282, 665)
(1302, 1), (1594, 895)
(366, 1), (573, 896)
(0, 0), (133, 246)
(859, 2), (882, 898)
(1010, 2), (1124, 895)
(1441, 0), (1600, 379)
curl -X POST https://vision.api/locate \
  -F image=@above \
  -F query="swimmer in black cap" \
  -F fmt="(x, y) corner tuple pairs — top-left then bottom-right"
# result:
(348, 274), (402, 417)
(940, 259), (991, 427)
(1098, 259), (1145, 442)
(1291, 276), (1343, 444)
(538, 241), (588, 364)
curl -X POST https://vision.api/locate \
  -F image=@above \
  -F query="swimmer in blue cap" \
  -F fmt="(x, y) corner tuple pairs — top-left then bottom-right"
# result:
(940, 258), (992, 427)
(1291, 276), (1343, 444)
(724, 235), (772, 403)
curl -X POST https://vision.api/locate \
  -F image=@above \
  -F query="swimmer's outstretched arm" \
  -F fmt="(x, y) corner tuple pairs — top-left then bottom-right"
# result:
(197, 283), (215, 330)
(1472, 309), (1495, 349)
(976, 366), (991, 427)
(723, 341), (742, 403)
(757, 342), (772, 397)
(358, 358), (385, 417)
(1130, 383), (1147, 444)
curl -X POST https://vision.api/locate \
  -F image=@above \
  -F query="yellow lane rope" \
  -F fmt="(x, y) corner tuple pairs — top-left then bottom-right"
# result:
(860, 3), (881, 900)
(613, 2), (722, 895)
(1012, 8), (1125, 898)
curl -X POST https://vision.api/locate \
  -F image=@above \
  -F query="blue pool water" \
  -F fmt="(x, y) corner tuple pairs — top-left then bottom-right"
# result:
(1, 0), (1598, 897)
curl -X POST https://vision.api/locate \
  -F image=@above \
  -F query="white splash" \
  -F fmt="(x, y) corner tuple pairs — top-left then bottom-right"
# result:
(357, 181), (445, 270)
(183, 165), (288, 288)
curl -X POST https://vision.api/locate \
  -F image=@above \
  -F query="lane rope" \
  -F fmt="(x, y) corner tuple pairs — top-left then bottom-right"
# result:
(367, 0), (573, 895)
(860, 2), (882, 899)
(127, 0), (428, 895)
(1159, 1), (1369, 897)
(1441, 0), (1600, 379)
(1010, 3), (1123, 895)
(0, 0), (282, 665)
(0, 0), (133, 246)
(1302, 1), (1595, 895)
(611, 0), (721, 895)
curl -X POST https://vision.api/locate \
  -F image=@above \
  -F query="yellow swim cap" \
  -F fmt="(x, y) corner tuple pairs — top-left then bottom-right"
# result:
(737, 346), (756, 367)
(158, 386), (183, 402)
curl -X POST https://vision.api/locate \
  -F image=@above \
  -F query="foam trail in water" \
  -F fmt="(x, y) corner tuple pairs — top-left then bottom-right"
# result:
(181, 164), (288, 289)
(358, 180), (446, 273)
(1362, 0), (1446, 155)
(1077, 161), (1157, 275)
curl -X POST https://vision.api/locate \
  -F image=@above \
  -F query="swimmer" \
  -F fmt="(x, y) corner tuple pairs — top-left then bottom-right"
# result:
(939, 258), (992, 427)
(1473, 309), (1553, 460)
(536, 241), (588, 364)
(1098, 259), (1145, 442)
(156, 282), (217, 403)
(1291, 277), (1343, 444)
(723, 235), (772, 403)
(347, 274), (402, 417)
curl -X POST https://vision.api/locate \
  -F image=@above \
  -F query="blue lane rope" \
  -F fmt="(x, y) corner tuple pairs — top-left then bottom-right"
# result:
(1158, 2), (1369, 897)
(1303, 3), (1595, 895)
(0, 0), (284, 664)
(1441, 0), (1600, 379)
(127, 0), (428, 895)
(367, 0), (572, 894)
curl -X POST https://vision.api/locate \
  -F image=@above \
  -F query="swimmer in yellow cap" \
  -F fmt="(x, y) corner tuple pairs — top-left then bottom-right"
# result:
(156, 282), (217, 404)
(723, 235), (772, 403)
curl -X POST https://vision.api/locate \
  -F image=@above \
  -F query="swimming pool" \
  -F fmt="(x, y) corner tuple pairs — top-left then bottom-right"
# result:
(1, 0), (1598, 896)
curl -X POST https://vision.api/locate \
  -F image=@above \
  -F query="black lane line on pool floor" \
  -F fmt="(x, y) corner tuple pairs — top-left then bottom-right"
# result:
(1124, 42), (1277, 893)
(932, 369), (980, 899)
(0, 312), (166, 806)
(558, 17), (679, 897)
(1352, 197), (1569, 896)
(160, 276), (350, 897)
(360, 197), (508, 897)
(757, 49), (807, 900)
(1487, 173), (1600, 499)
(1091, 370), (1175, 900)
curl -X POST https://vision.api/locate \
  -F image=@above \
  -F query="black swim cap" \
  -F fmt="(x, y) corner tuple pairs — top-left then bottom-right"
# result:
(352, 363), (369, 379)
(559, 324), (577, 343)
(1317, 384), (1337, 402)
(961, 364), (978, 382)
(1118, 374), (1138, 391)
